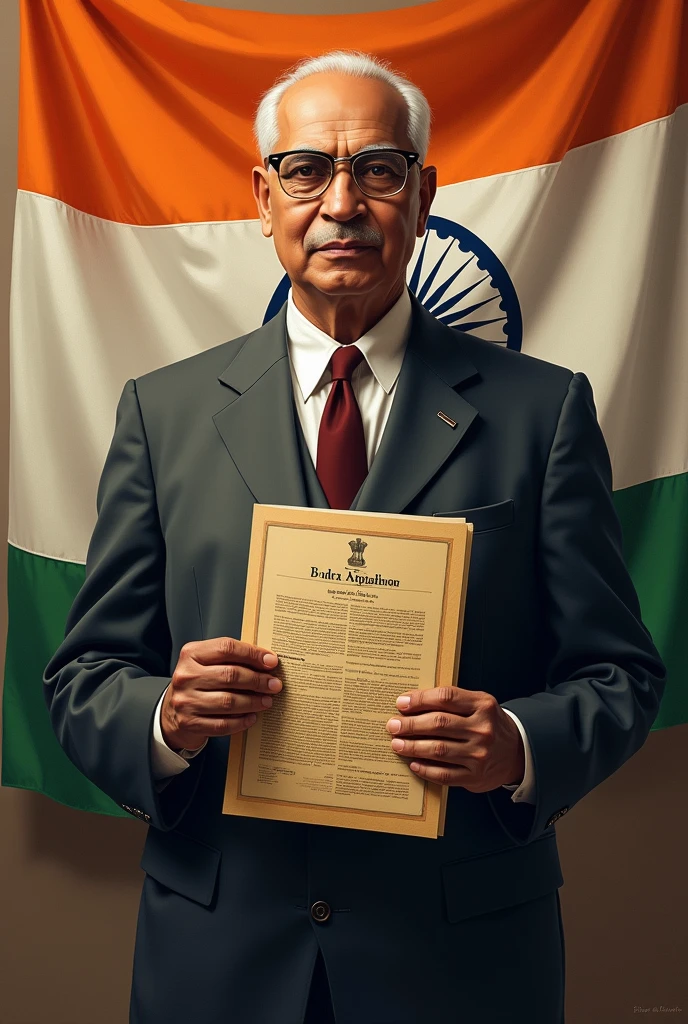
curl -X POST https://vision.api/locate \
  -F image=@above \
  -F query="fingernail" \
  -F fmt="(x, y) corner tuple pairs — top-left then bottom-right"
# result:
(261, 695), (273, 707)
(267, 678), (282, 692)
(396, 696), (411, 709)
(263, 653), (278, 667)
(387, 718), (402, 734)
(391, 738), (404, 751)
(409, 762), (420, 771)
(247, 713), (257, 724)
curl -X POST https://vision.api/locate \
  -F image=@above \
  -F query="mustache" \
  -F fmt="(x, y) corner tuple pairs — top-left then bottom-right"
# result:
(304, 224), (384, 253)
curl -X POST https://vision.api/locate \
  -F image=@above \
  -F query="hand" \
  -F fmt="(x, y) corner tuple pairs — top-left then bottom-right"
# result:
(161, 637), (282, 752)
(385, 687), (525, 792)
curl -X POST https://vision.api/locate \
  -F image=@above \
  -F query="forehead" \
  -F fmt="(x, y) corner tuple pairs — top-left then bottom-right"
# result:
(275, 72), (412, 153)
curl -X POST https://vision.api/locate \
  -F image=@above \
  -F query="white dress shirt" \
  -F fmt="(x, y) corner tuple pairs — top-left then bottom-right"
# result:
(151, 287), (536, 805)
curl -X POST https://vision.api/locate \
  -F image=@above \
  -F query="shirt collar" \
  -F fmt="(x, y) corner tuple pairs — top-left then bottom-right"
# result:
(286, 285), (412, 402)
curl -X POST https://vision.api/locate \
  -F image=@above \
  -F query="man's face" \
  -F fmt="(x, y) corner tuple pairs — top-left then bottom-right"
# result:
(253, 72), (437, 302)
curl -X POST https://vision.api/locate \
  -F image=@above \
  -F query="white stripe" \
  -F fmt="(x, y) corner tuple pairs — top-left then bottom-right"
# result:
(431, 105), (688, 492)
(9, 197), (285, 561)
(9, 107), (688, 560)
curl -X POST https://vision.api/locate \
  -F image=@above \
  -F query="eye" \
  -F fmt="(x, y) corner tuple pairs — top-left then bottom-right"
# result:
(354, 154), (407, 188)
(361, 162), (394, 177)
(282, 162), (314, 178)
(279, 155), (330, 180)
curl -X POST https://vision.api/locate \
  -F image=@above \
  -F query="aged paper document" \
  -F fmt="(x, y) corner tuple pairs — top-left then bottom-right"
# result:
(223, 505), (473, 838)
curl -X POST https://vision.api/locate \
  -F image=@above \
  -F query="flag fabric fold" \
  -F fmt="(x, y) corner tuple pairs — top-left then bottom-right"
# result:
(4, 0), (687, 816)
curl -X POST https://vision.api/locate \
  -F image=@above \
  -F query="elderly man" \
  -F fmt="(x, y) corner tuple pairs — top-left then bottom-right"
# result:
(44, 50), (665, 1024)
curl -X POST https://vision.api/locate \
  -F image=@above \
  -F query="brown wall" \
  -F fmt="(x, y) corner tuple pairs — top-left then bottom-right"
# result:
(0, 2), (685, 1021)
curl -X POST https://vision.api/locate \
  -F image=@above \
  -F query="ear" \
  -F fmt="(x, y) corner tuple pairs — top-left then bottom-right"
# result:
(252, 165), (273, 238)
(416, 165), (437, 237)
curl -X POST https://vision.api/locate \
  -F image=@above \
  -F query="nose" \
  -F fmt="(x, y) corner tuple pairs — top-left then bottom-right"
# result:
(319, 164), (367, 220)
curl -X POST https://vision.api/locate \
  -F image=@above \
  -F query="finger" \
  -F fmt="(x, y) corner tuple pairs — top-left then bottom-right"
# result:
(389, 736), (468, 764)
(196, 689), (277, 716)
(395, 686), (488, 715)
(386, 710), (468, 739)
(183, 637), (279, 671)
(195, 663), (283, 694)
(407, 759), (472, 786)
(189, 713), (259, 737)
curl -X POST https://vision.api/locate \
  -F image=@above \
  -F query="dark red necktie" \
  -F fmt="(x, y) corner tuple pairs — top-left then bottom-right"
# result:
(316, 345), (368, 509)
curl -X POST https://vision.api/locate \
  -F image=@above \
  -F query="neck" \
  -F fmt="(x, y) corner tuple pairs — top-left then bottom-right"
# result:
(290, 281), (406, 344)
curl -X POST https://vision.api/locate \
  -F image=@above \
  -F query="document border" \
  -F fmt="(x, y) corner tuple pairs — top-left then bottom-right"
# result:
(222, 505), (473, 839)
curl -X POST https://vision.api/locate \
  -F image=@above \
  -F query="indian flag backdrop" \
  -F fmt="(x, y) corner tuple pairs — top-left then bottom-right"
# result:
(3, 0), (687, 817)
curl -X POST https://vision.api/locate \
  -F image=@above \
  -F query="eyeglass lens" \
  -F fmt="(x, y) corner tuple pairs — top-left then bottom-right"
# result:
(278, 151), (408, 197)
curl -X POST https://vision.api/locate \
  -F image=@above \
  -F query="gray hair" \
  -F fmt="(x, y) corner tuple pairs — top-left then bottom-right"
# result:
(253, 50), (432, 163)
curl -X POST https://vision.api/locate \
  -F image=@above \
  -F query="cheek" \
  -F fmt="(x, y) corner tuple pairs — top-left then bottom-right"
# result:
(272, 214), (311, 266)
(380, 213), (416, 263)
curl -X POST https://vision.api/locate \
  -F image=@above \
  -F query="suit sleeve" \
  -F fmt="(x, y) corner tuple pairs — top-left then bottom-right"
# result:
(487, 371), (667, 844)
(42, 378), (207, 830)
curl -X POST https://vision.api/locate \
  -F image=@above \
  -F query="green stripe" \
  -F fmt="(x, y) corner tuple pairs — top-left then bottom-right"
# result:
(1, 545), (127, 817)
(612, 470), (688, 731)
(2, 471), (686, 815)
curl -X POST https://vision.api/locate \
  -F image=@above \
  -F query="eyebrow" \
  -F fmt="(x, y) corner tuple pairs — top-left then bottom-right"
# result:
(290, 143), (402, 154)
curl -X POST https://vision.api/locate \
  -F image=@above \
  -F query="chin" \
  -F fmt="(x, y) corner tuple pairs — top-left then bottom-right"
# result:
(305, 269), (383, 296)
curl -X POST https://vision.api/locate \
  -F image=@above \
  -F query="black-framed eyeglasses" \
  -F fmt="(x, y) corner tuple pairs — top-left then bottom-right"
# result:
(264, 148), (421, 199)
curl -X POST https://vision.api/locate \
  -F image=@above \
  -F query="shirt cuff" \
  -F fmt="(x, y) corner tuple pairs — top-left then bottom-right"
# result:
(151, 685), (208, 787)
(499, 707), (536, 805)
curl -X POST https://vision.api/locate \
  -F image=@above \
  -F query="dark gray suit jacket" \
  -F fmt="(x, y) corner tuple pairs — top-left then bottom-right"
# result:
(43, 292), (666, 1024)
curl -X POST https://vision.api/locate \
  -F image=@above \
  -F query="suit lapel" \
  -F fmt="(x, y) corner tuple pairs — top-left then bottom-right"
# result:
(213, 304), (308, 508)
(353, 294), (480, 514)
(213, 293), (480, 515)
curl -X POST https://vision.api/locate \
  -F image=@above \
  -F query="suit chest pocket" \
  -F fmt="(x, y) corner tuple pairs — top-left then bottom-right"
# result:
(432, 498), (514, 533)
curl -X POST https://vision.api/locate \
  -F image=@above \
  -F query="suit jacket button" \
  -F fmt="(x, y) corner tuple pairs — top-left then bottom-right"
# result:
(310, 901), (331, 923)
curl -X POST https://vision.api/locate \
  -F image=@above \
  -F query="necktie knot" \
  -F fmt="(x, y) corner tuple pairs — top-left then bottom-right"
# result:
(330, 344), (364, 383)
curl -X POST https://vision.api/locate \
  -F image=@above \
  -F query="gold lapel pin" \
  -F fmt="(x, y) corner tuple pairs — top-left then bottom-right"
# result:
(437, 411), (457, 428)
